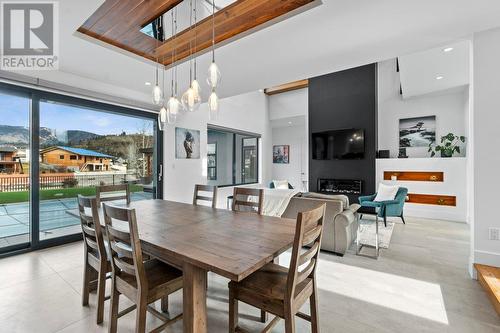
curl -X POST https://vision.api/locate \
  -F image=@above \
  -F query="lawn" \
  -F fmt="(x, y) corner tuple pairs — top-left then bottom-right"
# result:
(0, 185), (145, 204)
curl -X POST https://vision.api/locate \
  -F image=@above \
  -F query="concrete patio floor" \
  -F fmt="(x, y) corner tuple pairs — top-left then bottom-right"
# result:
(0, 192), (153, 246)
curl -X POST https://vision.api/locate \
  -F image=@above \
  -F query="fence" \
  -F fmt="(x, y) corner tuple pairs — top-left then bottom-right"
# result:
(0, 173), (136, 192)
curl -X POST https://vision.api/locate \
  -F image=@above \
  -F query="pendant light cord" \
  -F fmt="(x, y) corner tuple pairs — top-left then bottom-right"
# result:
(194, 0), (198, 80)
(212, 0), (215, 63)
(188, 0), (193, 84)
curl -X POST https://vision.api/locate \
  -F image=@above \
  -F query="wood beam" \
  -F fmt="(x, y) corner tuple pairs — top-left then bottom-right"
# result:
(264, 79), (309, 95)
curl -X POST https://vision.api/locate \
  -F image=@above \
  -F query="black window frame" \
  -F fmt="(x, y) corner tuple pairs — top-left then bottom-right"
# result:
(0, 82), (163, 258)
(207, 125), (260, 188)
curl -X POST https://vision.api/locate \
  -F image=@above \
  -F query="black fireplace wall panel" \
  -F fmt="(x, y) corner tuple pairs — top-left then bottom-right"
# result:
(308, 64), (377, 204)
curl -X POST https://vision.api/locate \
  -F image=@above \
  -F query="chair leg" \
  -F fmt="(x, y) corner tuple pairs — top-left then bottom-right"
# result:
(228, 288), (238, 333)
(359, 214), (363, 220)
(161, 295), (169, 313)
(310, 280), (320, 333)
(260, 310), (268, 323)
(82, 260), (91, 306)
(284, 306), (295, 333)
(383, 215), (387, 228)
(96, 266), (107, 324)
(135, 296), (148, 333)
(108, 280), (120, 333)
(401, 214), (406, 224)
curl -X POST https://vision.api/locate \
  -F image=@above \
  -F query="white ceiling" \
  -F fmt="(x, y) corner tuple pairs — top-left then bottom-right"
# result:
(9, 0), (500, 106)
(398, 40), (470, 98)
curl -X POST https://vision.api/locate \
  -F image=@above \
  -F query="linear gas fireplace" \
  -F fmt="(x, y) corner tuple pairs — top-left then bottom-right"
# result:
(317, 178), (362, 195)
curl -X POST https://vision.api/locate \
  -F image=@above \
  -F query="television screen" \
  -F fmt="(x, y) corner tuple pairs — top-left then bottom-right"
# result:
(312, 129), (365, 160)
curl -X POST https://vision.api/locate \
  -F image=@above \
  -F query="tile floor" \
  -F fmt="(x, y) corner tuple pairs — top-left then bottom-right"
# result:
(0, 216), (498, 333)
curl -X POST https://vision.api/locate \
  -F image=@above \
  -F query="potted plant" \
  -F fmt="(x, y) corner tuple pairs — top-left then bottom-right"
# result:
(428, 133), (466, 157)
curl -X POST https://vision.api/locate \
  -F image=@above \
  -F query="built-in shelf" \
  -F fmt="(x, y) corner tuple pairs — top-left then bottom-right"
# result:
(407, 193), (456, 206)
(474, 264), (500, 315)
(384, 171), (444, 182)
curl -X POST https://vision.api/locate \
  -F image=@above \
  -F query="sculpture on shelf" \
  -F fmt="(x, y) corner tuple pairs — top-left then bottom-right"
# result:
(428, 133), (466, 158)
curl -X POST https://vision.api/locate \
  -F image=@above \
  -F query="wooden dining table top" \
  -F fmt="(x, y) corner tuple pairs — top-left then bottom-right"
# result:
(70, 199), (297, 282)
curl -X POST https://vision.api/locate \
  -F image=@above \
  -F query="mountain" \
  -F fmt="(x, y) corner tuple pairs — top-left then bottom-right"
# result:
(0, 125), (99, 148)
(66, 130), (101, 145)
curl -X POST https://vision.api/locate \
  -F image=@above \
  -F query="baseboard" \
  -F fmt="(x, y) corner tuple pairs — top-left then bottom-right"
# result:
(474, 250), (500, 267)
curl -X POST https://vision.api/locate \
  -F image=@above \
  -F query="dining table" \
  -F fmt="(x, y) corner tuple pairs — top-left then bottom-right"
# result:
(68, 199), (297, 333)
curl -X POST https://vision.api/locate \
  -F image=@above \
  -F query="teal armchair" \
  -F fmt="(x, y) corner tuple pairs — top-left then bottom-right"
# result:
(358, 187), (408, 226)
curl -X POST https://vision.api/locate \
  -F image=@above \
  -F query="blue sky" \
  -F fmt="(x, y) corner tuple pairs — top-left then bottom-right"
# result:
(0, 92), (154, 135)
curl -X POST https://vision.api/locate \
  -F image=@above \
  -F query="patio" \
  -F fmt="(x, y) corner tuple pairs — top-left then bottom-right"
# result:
(0, 192), (153, 247)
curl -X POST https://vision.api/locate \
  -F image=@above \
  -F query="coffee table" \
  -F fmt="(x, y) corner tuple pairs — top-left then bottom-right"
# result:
(356, 206), (380, 259)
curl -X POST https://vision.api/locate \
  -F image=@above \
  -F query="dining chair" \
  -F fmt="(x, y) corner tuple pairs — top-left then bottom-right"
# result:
(228, 203), (326, 333)
(193, 184), (218, 208)
(96, 183), (131, 206)
(103, 203), (183, 333)
(78, 195), (111, 325)
(232, 187), (264, 215)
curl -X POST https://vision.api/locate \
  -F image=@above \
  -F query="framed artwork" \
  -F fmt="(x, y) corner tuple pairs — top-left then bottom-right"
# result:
(399, 116), (436, 148)
(273, 145), (289, 164)
(175, 127), (200, 159)
(207, 143), (217, 180)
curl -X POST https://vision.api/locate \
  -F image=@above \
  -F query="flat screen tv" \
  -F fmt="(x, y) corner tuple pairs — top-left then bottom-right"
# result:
(312, 129), (365, 160)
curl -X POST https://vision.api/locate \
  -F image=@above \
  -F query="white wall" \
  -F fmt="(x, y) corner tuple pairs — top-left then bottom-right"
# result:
(472, 27), (500, 267)
(378, 59), (467, 158)
(268, 89), (309, 191)
(271, 125), (307, 190)
(162, 91), (272, 209)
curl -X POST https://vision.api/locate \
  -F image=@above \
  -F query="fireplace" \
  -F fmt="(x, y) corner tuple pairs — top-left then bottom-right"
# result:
(317, 178), (362, 195)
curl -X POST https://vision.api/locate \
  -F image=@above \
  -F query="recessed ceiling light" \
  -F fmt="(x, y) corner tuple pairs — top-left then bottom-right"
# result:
(443, 47), (454, 53)
(258, 89), (264, 93)
(288, 121), (292, 125)
(145, 81), (152, 86)
(436, 76), (444, 80)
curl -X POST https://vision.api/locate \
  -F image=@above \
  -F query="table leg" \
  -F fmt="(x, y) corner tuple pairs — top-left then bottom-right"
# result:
(356, 212), (360, 255)
(183, 262), (208, 333)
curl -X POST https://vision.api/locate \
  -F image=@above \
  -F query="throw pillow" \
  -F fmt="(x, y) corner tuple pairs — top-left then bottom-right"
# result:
(273, 180), (289, 189)
(374, 183), (399, 202)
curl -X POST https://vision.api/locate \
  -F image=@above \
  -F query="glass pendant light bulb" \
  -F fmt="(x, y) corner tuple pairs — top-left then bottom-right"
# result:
(208, 90), (219, 121)
(158, 106), (167, 130)
(181, 85), (202, 112)
(207, 62), (221, 89)
(152, 85), (163, 105)
(191, 79), (201, 96)
(166, 96), (180, 124)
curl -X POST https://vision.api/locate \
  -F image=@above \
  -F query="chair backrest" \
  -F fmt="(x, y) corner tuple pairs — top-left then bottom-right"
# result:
(102, 203), (147, 290)
(193, 184), (218, 208)
(287, 203), (326, 300)
(232, 187), (264, 215)
(96, 184), (131, 206)
(269, 182), (294, 189)
(78, 195), (106, 261)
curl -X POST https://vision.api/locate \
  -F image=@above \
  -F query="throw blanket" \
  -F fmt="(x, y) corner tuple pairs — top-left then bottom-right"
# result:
(261, 188), (300, 217)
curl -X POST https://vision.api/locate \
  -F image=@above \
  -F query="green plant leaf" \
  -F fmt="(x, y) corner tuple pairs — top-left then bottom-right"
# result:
(431, 151), (436, 157)
(435, 146), (441, 151)
(445, 142), (452, 147)
(460, 136), (466, 143)
(456, 146), (461, 154)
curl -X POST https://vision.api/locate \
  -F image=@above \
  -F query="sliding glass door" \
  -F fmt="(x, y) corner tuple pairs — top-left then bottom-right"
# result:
(0, 90), (31, 251)
(0, 83), (162, 254)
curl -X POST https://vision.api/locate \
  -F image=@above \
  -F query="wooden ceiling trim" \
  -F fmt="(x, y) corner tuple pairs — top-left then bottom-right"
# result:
(264, 79), (309, 95)
(77, 0), (316, 66)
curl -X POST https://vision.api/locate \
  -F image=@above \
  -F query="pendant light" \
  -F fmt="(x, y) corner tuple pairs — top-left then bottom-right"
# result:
(207, 0), (220, 120)
(191, 0), (201, 98)
(181, 0), (201, 112)
(207, 0), (221, 89)
(167, 8), (182, 124)
(158, 63), (168, 130)
(152, 20), (164, 105)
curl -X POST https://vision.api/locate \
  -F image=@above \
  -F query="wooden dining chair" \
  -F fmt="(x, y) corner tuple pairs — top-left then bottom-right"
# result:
(228, 203), (326, 333)
(193, 184), (218, 208)
(78, 195), (111, 325)
(232, 187), (264, 215)
(96, 184), (131, 206)
(103, 203), (183, 333)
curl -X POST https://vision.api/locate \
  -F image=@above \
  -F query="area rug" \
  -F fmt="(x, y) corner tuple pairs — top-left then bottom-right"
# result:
(357, 217), (396, 249)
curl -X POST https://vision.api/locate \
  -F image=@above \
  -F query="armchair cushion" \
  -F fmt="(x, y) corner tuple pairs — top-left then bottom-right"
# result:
(374, 183), (399, 202)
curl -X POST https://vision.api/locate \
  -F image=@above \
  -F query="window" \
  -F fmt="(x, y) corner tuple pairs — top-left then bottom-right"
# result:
(70, 155), (77, 160)
(59, 155), (65, 159)
(207, 127), (260, 187)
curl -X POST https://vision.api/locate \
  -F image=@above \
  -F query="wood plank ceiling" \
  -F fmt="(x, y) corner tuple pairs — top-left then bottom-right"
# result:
(78, 0), (315, 66)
